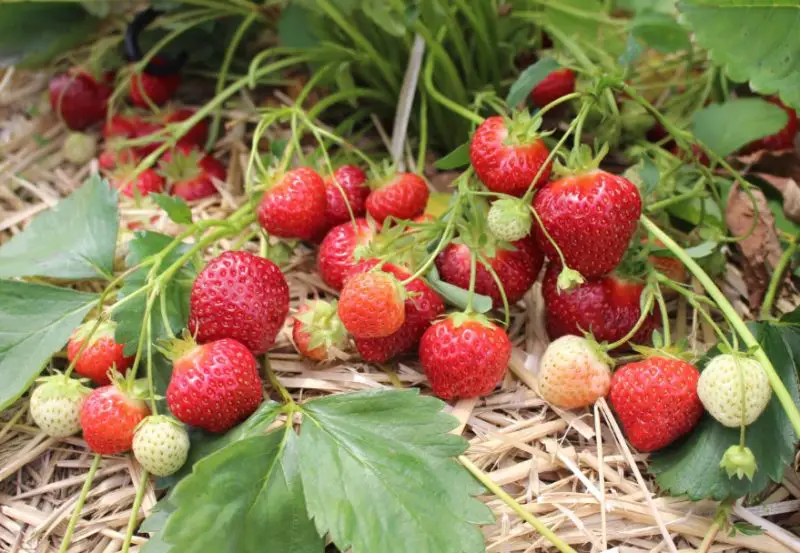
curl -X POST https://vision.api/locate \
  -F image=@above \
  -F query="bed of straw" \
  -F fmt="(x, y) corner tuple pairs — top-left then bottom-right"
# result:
(2, 68), (800, 553)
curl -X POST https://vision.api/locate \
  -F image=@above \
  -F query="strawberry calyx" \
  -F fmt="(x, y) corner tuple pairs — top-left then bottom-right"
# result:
(134, 413), (184, 434)
(72, 319), (117, 347)
(720, 444), (757, 481)
(158, 331), (200, 364)
(629, 343), (694, 362)
(552, 144), (609, 178)
(366, 159), (399, 191)
(107, 370), (151, 405)
(295, 300), (349, 355)
(34, 373), (91, 402)
(504, 110), (546, 146)
(159, 146), (203, 183)
(578, 333), (615, 368)
(556, 266), (585, 292)
(448, 311), (495, 329)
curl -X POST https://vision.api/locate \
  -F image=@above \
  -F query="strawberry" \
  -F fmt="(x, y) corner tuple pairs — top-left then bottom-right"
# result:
(103, 114), (139, 139)
(436, 236), (544, 309)
(166, 337), (263, 433)
(67, 319), (134, 385)
(537, 335), (612, 409)
(129, 57), (181, 107)
(62, 132), (97, 165)
(163, 108), (209, 148)
(49, 71), (111, 130)
(80, 383), (150, 455)
(744, 97), (798, 153)
(487, 198), (532, 242)
(188, 251), (289, 355)
(541, 263), (656, 346)
(115, 168), (165, 199)
(530, 68), (576, 108)
(257, 167), (328, 241)
(338, 269), (406, 339)
(348, 260), (445, 362)
(645, 238), (687, 284)
(470, 114), (551, 197)
(324, 165), (370, 228)
(365, 172), (429, 223)
(533, 169), (642, 277)
(132, 415), (190, 476)
(159, 144), (226, 201)
(697, 354), (771, 428)
(30, 374), (91, 438)
(99, 146), (140, 171)
(317, 218), (375, 290)
(419, 312), (512, 400)
(609, 356), (703, 451)
(292, 300), (348, 361)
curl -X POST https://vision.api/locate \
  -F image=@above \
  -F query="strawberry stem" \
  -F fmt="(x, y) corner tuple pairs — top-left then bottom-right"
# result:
(265, 357), (294, 406)
(121, 469), (150, 553)
(653, 283), (671, 348)
(760, 235), (798, 320)
(58, 454), (101, 553)
(464, 250), (478, 313)
(604, 289), (654, 351)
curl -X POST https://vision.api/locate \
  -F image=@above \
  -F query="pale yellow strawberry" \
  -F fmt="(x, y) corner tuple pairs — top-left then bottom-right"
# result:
(697, 354), (771, 427)
(538, 335), (612, 409)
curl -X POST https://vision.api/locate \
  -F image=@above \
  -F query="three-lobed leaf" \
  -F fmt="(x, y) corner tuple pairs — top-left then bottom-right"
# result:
(691, 98), (788, 158)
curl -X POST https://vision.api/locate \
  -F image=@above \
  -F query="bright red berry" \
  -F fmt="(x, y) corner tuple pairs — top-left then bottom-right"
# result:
(436, 236), (543, 309)
(338, 269), (406, 339)
(257, 167), (328, 241)
(129, 58), (181, 107)
(99, 146), (140, 171)
(49, 71), (112, 130)
(103, 114), (139, 139)
(419, 313), (512, 400)
(609, 357), (703, 452)
(744, 96), (798, 153)
(163, 108), (209, 148)
(530, 68), (576, 108)
(365, 172), (429, 224)
(115, 168), (165, 198)
(533, 169), (642, 278)
(317, 218), (375, 290)
(159, 144), (226, 201)
(470, 115), (551, 196)
(324, 165), (370, 228)
(80, 384), (149, 455)
(292, 300), (348, 361)
(167, 338), (263, 433)
(67, 320), (133, 385)
(189, 251), (289, 355)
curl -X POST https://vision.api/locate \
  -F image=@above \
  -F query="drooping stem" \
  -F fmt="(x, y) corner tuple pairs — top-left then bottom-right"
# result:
(760, 236), (798, 320)
(464, 251), (478, 313)
(58, 455), (101, 553)
(605, 290), (654, 351)
(121, 470), (150, 553)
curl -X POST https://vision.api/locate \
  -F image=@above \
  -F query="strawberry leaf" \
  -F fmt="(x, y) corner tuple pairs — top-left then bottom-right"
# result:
(628, 11), (690, 54)
(0, 174), (118, 280)
(298, 389), (493, 553)
(650, 322), (800, 500)
(0, 280), (97, 410)
(435, 142), (470, 170)
(426, 265), (493, 314)
(691, 98), (788, 157)
(506, 58), (560, 108)
(150, 194), (193, 225)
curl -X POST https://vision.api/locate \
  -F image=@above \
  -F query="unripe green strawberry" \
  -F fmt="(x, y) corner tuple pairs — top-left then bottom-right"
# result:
(488, 198), (532, 242)
(132, 415), (190, 476)
(538, 335), (612, 409)
(697, 354), (771, 427)
(30, 374), (91, 438)
(62, 132), (97, 164)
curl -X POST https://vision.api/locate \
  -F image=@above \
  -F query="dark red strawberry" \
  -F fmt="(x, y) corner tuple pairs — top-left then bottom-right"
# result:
(530, 68), (576, 108)
(470, 115), (551, 196)
(188, 250), (289, 355)
(49, 71), (112, 130)
(317, 218), (375, 290)
(163, 108), (209, 148)
(744, 97), (798, 153)
(103, 114), (163, 156)
(542, 263), (656, 347)
(159, 144), (226, 201)
(103, 114), (139, 139)
(324, 165), (370, 227)
(129, 57), (181, 107)
(257, 167), (327, 240)
(116, 168), (165, 198)
(365, 172), (429, 223)
(533, 169), (641, 278)
(436, 236), (543, 309)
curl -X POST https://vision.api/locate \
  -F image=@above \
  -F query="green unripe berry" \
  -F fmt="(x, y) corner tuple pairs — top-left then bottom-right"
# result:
(487, 198), (532, 242)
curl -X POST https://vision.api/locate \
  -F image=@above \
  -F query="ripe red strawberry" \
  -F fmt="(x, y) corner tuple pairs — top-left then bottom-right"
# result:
(744, 96), (798, 152)
(49, 71), (112, 130)
(324, 165), (370, 227)
(317, 218), (375, 290)
(99, 146), (140, 171)
(470, 115), (552, 196)
(292, 300), (348, 361)
(257, 167), (327, 240)
(609, 356), (703, 451)
(103, 113), (163, 156)
(80, 383), (150, 454)
(129, 57), (181, 107)
(163, 108), (209, 148)
(419, 313), (512, 399)
(533, 169), (642, 277)
(115, 168), (165, 198)
(159, 144), (226, 201)
(103, 114), (139, 139)
(436, 236), (544, 309)
(542, 263), (656, 346)
(348, 260), (445, 362)
(67, 319), (133, 385)
(188, 251), (289, 355)
(166, 338), (263, 433)
(365, 172), (429, 223)
(530, 68), (576, 108)
(338, 269), (406, 339)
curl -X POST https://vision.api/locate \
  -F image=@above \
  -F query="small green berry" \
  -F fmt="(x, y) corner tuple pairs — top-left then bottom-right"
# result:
(487, 198), (532, 242)
(132, 415), (190, 476)
(62, 132), (97, 165)
(30, 374), (91, 438)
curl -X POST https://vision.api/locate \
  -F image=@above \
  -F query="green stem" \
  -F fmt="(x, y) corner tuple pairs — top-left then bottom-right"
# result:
(464, 251), (478, 313)
(58, 455), (101, 553)
(265, 357), (294, 405)
(422, 46), (484, 125)
(605, 291), (654, 351)
(121, 470), (150, 553)
(642, 215), (800, 437)
(760, 237), (798, 320)
(654, 284), (671, 347)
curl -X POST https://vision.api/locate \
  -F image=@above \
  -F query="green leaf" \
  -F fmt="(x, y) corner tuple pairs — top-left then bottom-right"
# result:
(426, 266), (493, 314)
(434, 142), (471, 170)
(506, 58), (561, 107)
(682, 240), (717, 259)
(0, 3), (101, 68)
(691, 98), (788, 157)
(628, 11), (690, 53)
(162, 428), (324, 553)
(0, 175), (118, 280)
(151, 194), (193, 225)
(363, 1), (406, 36)
(544, 0), (626, 57)
(139, 499), (175, 553)
(112, 232), (196, 356)
(298, 389), (493, 553)
(0, 280), (97, 410)
(651, 322), (800, 499)
(278, 3), (319, 49)
(678, 0), (800, 110)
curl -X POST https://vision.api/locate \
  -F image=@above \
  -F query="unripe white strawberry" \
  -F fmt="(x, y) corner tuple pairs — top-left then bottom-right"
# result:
(538, 335), (612, 409)
(488, 198), (532, 242)
(133, 415), (190, 476)
(697, 354), (771, 427)
(30, 374), (91, 438)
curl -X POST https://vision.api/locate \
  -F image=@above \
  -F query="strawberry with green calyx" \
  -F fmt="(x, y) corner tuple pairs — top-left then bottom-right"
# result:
(530, 68), (577, 108)
(292, 300), (349, 361)
(115, 167), (166, 199)
(537, 335), (612, 409)
(487, 197), (532, 242)
(365, 168), (430, 224)
(67, 319), (134, 385)
(338, 268), (406, 339)
(132, 415), (190, 476)
(257, 167), (328, 241)
(719, 444), (758, 481)
(62, 132), (97, 165)
(80, 375), (151, 455)
(419, 312), (512, 400)
(159, 143), (226, 201)
(30, 374), (91, 438)
(317, 218), (377, 290)
(49, 70), (112, 130)
(99, 144), (140, 171)
(470, 112), (552, 197)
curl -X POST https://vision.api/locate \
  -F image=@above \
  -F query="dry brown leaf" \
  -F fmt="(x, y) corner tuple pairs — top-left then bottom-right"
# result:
(753, 172), (800, 223)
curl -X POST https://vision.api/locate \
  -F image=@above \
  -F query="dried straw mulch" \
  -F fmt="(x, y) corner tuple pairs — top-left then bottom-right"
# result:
(2, 68), (800, 553)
